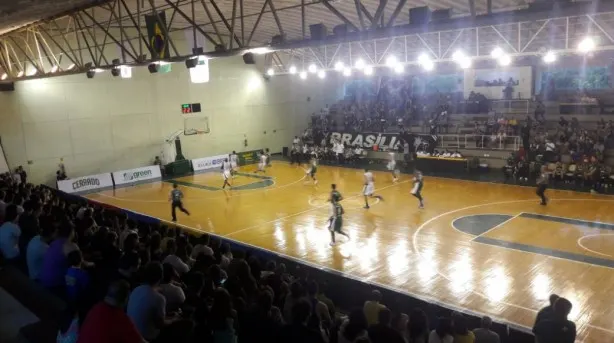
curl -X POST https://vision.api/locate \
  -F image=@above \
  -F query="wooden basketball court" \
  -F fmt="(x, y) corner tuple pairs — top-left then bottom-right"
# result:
(86, 162), (614, 343)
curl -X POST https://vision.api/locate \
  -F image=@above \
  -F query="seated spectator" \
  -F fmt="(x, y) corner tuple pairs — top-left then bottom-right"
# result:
(65, 250), (90, 303)
(306, 280), (332, 331)
(0, 204), (21, 263)
(209, 288), (238, 343)
(339, 308), (370, 343)
(408, 308), (429, 343)
(26, 225), (54, 281)
(277, 299), (325, 343)
(283, 281), (305, 323)
(191, 233), (214, 259)
(77, 280), (143, 343)
(18, 200), (40, 254)
(162, 238), (190, 274)
(127, 262), (176, 341)
(429, 317), (454, 343)
(533, 297), (576, 343)
(218, 242), (233, 269)
(57, 305), (81, 343)
(452, 312), (475, 343)
(158, 263), (186, 313)
(40, 223), (79, 292)
(241, 290), (282, 343)
(367, 307), (405, 343)
(316, 282), (336, 320)
(473, 316), (500, 343)
(363, 290), (387, 326)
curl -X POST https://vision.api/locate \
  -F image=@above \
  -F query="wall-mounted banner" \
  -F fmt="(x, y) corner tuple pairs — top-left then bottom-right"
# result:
(238, 150), (261, 165)
(192, 154), (228, 172)
(113, 165), (162, 186)
(328, 131), (437, 153)
(145, 11), (170, 60)
(57, 173), (113, 194)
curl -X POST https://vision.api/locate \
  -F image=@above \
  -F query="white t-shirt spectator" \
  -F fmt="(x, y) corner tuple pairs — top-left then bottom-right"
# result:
(76, 206), (87, 220)
(162, 254), (190, 274)
(158, 283), (186, 313)
(428, 330), (453, 343)
(545, 141), (555, 152)
(26, 235), (49, 280)
(191, 244), (214, 259)
(473, 328), (500, 343)
(119, 228), (138, 250)
(293, 137), (300, 145)
(127, 285), (166, 341)
(12, 172), (21, 185)
(0, 221), (21, 259)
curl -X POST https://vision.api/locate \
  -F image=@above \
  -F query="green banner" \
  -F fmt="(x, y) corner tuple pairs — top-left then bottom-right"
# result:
(238, 149), (261, 166)
(145, 11), (170, 60)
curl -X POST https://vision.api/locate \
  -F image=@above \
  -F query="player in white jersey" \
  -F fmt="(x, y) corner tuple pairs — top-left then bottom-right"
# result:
(221, 158), (232, 189)
(305, 157), (318, 185)
(362, 168), (384, 209)
(229, 151), (239, 177)
(387, 152), (399, 182)
(257, 150), (267, 173)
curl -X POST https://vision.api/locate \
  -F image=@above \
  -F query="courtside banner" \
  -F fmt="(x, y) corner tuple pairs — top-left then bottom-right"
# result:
(192, 154), (227, 172)
(328, 131), (437, 153)
(58, 173), (113, 193)
(113, 165), (162, 186)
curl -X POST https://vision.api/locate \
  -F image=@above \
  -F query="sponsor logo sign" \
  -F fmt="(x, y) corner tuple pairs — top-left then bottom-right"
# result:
(57, 173), (113, 193)
(192, 154), (228, 172)
(113, 166), (162, 185)
(328, 131), (437, 153)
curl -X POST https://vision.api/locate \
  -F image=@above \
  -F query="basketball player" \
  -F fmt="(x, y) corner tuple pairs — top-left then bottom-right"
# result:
(329, 183), (343, 203)
(411, 170), (425, 209)
(221, 158), (232, 189)
(169, 183), (190, 222)
(265, 148), (272, 167)
(387, 152), (399, 182)
(536, 165), (549, 205)
(329, 200), (349, 246)
(257, 150), (267, 173)
(306, 156), (318, 185)
(229, 151), (239, 177)
(363, 168), (384, 209)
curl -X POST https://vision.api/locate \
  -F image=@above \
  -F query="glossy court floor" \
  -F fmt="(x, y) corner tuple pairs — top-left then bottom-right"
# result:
(86, 162), (614, 343)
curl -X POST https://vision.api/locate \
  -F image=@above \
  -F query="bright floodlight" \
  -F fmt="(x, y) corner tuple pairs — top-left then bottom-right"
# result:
(498, 54), (512, 66)
(394, 64), (404, 74)
(299, 71), (307, 79)
(417, 53), (431, 64)
(1, 73), (6, 80)
(385, 56), (398, 67)
(266, 68), (275, 76)
(17, 70), (24, 77)
(364, 65), (374, 76)
(308, 64), (317, 73)
(459, 57), (472, 69)
(289, 65), (297, 74)
(334, 61), (344, 71)
(50, 65), (59, 73)
(543, 51), (557, 64)
(578, 37), (596, 53)
(318, 70), (326, 79)
(67, 64), (75, 70)
(490, 47), (504, 59)
(452, 50), (466, 62)
(354, 59), (366, 70)
(422, 60), (435, 71)
(342, 67), (352, 77)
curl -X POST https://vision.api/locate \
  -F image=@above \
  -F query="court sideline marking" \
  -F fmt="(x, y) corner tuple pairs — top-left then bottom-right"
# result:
(413, 197), (614, 336)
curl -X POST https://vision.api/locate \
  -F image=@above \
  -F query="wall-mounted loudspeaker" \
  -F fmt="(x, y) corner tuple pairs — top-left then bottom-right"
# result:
(333, 24), (348, 37)
(431, 9), (451, 21)
(309, 23), (327, 40)
(409, 6), (431, 25)
(148, 63), (160, 73)
(0, 83), (14, 92)
(243, 53), (255, 64)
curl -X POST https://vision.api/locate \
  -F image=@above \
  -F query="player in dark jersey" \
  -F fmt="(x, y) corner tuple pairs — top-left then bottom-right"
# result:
(411, 170), (425, 209)
(536, 166), (549, 205)
(329, 183), (343, 203)
(169, 183), (190, 222)
(329, 201), (349, 246)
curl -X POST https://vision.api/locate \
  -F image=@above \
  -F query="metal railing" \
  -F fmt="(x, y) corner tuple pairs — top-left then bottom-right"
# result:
(437, 134), (521, 151)
(491, 99), (531, 115)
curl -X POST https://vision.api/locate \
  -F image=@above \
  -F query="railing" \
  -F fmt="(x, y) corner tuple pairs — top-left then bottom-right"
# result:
(491, 99), (531, 115)
(437, 134), (521, 151)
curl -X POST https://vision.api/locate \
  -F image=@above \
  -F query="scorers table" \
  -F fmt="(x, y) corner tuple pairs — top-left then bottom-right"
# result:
(415, 155), (468, 174)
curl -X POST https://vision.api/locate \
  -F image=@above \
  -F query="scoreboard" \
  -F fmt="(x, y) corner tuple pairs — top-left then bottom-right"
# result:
(181, 103), (202, 114)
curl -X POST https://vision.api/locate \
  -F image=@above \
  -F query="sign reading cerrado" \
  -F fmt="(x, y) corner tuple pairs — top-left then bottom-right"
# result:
(72, 178), (100, 190)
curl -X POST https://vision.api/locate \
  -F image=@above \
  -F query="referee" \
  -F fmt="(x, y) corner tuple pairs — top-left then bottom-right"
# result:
(169, 183), (190, 222)
(536, 166), (549, 206)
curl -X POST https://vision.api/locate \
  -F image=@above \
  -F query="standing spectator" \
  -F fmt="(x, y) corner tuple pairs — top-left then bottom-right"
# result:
(26, 225), (54, 281)
(18, 200), (40, 254)
(473, 316), (500, 343)
(191, 234), (214, 259)
(533, 294), (560, 330)
(158, 263), (186, 313)
(306, 280), (332, 332)
(429, 317), (454, 343)
(533, 297), (576, 343)
(452, 313), (475, 343)
(17, 166), (27, 184)
(338, 308), (370, 343)
(40, 224), (78, 292)
(65, 250), (90, 303)
(284, 281), (305, 323)
(367, 308), (405, 343)
(162, 239), (190, 274)
(408, 308), (429, 343)
(209, 288), (238, 343)
(0, 204), (21, 263)
(77, 280), (143, 343)
(0, 190), (6, 219)
(277, 299), (325, 343)
(363, 290), (387, 326)
(127, 262), (173, 341)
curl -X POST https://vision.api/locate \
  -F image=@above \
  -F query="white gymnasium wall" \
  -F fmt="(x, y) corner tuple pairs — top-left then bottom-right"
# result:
(0, 53), (344, 185)
(463, 66), (533, 99)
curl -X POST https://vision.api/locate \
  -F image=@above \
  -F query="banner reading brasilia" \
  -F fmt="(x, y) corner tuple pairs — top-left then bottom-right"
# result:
(328, 131), (437, 153)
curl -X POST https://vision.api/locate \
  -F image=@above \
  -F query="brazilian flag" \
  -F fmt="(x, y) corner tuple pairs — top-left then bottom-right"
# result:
(145, 11), (171, 61)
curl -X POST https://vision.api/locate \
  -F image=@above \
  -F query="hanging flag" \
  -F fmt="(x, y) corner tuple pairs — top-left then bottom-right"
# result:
(145, 11), (170, 60)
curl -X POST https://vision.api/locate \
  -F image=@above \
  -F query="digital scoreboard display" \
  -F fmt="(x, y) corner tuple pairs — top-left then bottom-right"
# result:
(181, 103), (201, 114)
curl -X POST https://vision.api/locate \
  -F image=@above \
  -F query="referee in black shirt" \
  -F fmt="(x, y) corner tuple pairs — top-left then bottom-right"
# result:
(169, 183), (190, 222)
